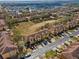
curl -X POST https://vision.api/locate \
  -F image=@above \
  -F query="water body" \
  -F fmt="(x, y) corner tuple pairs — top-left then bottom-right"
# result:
(0, 1), (77, 11)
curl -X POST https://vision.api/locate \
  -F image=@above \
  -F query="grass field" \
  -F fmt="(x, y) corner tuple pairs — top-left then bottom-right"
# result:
(12, 19), (63, 36)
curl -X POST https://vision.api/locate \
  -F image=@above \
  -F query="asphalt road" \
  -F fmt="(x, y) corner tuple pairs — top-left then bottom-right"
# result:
(25, 29), (79, 59)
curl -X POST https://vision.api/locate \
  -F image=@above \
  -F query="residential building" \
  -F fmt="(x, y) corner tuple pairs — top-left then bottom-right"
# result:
(0, 31), (17, 59)
(23, 29), (49, 44)
(0, 19), (6, 31)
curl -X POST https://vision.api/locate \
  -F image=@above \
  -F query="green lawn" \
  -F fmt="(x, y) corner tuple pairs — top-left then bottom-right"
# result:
(45, 50), (57, 59)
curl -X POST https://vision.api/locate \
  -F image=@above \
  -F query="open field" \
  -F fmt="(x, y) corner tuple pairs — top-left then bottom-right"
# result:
(12, 19), (63, 36)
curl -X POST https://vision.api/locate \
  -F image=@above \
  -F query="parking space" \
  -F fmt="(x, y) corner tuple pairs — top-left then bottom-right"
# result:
(75, 27), (79, 30)
(37, 45), (43, 49)
(28, 39), (52, 51)
(75, 34), (79, 37)
(24, 27), (79, 59)
(30, 31), (73, 53)
(51, 38), (56, 43)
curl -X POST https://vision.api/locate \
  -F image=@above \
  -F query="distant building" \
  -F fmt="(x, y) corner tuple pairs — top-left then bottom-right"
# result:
(0, 5), (3, 12)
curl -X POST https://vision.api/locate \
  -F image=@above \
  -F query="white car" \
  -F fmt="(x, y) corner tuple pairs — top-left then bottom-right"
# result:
(52, 47), (57, 51)
(75, 34), (79, 37)
(57, 45), (62, 49)
(67, 31), (72, 35)
(25, 53), (31, 58)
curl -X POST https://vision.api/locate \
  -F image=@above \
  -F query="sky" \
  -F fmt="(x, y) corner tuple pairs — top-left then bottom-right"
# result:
(0, 0), (75, 1)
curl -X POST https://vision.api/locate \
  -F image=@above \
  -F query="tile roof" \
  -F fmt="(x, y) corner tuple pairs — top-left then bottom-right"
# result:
(0, 31), (17, 54)
(0, 19), (5, 26)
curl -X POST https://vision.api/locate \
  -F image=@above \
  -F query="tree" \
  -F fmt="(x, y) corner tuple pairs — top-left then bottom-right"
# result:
(12, 28), (22, 43)
(12, 28), (27, 58)
(5, 15), (17, 28)
(18, 41), (27, 58)
(45, 50), (57, 59)
(44, 23), (50, 28)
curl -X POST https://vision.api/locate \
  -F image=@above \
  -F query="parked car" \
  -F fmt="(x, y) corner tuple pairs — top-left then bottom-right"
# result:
(20, 53), (31, 59)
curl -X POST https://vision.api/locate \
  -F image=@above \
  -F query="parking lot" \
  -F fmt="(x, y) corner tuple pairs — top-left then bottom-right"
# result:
(31, 28), (78, 51)
(24, 27), (79, 59)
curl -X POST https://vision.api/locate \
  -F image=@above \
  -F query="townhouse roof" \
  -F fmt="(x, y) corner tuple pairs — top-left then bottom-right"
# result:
(0, 31), (17, 54)
(0, 19), (5, 26)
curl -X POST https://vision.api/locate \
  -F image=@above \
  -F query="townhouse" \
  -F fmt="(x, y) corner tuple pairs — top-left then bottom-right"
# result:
(0, 12), (18, 59)
(0, 19), (6, 31)
(20, 8), (79, 46)
(49, 23), (65, 35)
(0, 31), (17, 59)
(49, 18), (79, 35)
(23, 29), (49, 44)
(23, 14), (79, 44)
